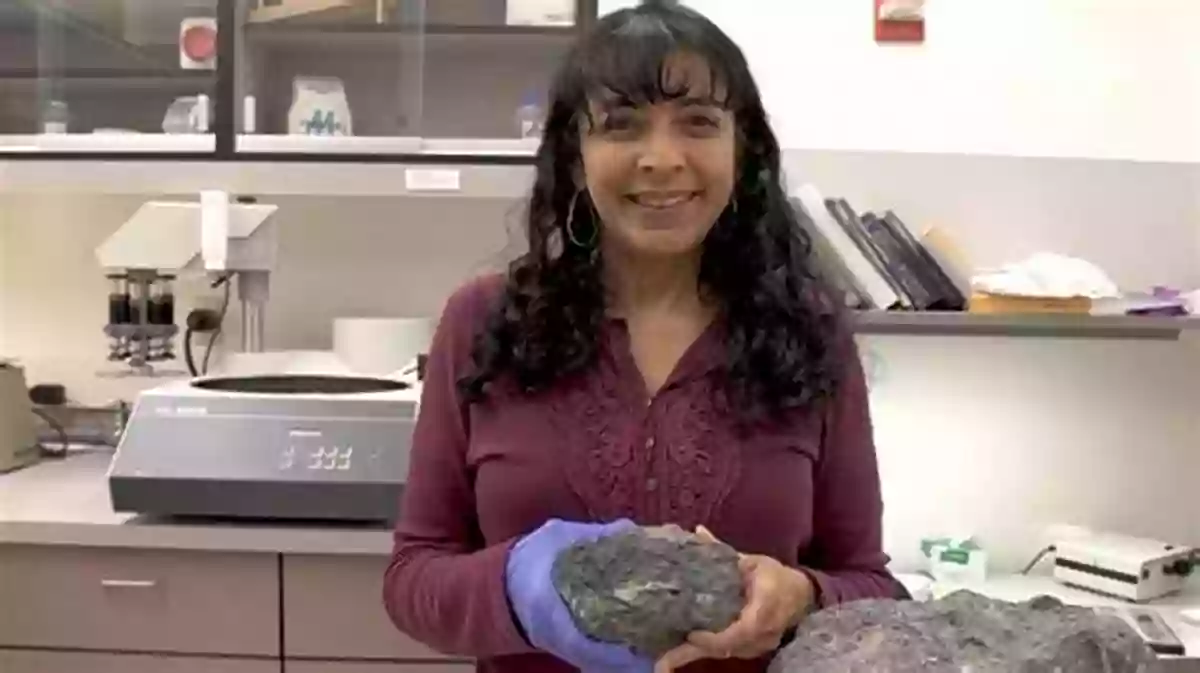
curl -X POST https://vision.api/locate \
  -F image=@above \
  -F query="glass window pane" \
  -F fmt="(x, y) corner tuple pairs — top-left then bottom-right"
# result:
(0, 0), (218, 153)
(236, 0), (582, 155)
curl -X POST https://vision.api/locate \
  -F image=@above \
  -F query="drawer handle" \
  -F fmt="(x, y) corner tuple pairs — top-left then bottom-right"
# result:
(100, 579), (158, 589)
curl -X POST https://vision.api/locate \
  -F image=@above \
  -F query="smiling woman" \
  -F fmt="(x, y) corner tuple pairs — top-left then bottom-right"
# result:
(382, 4), (908, 673)
(578, 49), (736, 260)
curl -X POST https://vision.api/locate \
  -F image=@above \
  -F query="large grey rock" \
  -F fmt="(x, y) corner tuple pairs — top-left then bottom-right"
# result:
(770, 590), (1158, 673)
(552, 525), (745, 657)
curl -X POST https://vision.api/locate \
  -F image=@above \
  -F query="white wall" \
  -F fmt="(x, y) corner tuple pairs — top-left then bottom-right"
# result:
(602, 0), (1200, 163)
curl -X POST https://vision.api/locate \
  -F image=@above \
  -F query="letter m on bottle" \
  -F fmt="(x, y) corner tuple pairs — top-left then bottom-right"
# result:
(303, 110), (341, 135)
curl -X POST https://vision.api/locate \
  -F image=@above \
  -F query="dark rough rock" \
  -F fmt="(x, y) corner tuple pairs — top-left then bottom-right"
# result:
(552, 525), (745, 657)
(769, 589), (1158, 673)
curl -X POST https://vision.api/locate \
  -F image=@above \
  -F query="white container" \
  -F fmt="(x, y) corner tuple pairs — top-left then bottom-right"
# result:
(333, 318), (433, 376)
(506, 0), (575, 26)
(288, 77), (353, 136)
(42, 100), (69, 134)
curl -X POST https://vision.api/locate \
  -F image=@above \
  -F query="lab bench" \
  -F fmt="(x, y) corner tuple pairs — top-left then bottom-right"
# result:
(3, 452), (1199, 673)
(0, 451), (471, 673)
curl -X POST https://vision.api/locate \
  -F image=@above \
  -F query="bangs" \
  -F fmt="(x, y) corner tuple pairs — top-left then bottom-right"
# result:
(572, 10), (738, 111)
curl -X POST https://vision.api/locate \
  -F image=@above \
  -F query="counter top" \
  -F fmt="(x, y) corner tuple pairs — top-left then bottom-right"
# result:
(0, 451), (395, 555)
(3, 451), (1199, 660)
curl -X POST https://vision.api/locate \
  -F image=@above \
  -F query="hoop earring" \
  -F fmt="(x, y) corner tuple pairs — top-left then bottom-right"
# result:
(565, 189), (598, 249)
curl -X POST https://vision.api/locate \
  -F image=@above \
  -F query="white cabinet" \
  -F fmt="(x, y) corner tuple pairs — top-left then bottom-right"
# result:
(0, 650), (277, 673)
(282, 553), (473, 667)
(0, 545), (475, 671)
(288, 663), (475, 673)
(0, 544), (279, 656)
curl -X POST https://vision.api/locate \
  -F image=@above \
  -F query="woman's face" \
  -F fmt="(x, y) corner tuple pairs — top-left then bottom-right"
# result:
(578, 53), (736, 259)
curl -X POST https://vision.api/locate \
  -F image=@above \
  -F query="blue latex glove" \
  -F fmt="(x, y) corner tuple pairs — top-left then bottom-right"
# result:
(506, 518), (653, 673)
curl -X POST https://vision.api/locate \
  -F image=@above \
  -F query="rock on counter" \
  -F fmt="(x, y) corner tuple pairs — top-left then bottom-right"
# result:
(552, 528), (1184, 671)
(770, 590), (1156, 673)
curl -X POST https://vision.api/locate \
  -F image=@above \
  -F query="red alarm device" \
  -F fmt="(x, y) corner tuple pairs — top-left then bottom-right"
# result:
(875, 0), (925, 44)
(180, 17), (218, 70)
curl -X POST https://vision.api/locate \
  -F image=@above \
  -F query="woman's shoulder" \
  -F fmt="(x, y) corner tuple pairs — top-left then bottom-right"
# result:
(435, 272), (507, 343)
(443, 272), (506, 313)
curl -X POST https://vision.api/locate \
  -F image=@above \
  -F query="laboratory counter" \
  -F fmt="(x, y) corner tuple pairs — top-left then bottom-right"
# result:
(1, 452), (1198, 673)
(0, 451), (470, 673)
(0, 450), (395, 554)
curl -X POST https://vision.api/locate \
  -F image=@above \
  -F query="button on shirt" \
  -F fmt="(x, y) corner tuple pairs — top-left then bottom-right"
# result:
(384, 274), (902, 673)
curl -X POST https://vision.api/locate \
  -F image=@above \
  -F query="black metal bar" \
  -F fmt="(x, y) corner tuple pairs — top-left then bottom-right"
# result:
(578, 0), (600, 32)
(214, 0), (237, 157)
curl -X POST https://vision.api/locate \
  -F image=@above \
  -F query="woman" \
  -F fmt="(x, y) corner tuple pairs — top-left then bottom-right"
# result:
(383, 3), (904, 672)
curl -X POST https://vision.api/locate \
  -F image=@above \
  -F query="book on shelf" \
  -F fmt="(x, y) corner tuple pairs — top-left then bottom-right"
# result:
(792, 184), (900, 311)
(790, 184), (968, 313)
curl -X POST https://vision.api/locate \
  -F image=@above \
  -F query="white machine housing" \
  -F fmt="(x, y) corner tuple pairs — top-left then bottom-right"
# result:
(1054, 531), (1195, 602)
(107, 373), (421, 522)
(95, 192), (277, 275)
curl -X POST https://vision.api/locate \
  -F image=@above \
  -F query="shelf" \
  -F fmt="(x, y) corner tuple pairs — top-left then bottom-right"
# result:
(245, 21), (577, 49)
(0, 134), (215, 154)
(852, 311), (1199, 341)
(0, 69), (211, 80)
(246, 0), (387, 26)
(0, 155), (535, 198)
(0, 134), (537, 163)
(238, 134), (423, 155)
(246, 22), (577, 36)
(237, 135), (539, 156)
(0, 70), (214, 93)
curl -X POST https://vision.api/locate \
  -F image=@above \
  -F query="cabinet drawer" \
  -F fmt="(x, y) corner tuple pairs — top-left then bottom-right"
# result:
(0, 649), (278, 673)
(0, 544), (279, 656)
(283, 554), (466, 661)
(288, 662), (475, 673)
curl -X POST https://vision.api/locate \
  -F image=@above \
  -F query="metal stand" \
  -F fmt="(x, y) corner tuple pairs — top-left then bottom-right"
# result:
(237, 270), (270, 354)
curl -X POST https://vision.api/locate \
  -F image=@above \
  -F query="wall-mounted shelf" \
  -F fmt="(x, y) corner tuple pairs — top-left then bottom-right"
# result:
(0, 134), (215, 154)
(853, 311), (1199, 341)
(0, 156), (535, 197)
(236, 135), (538, 156)
(246, 21), (577, 38)
(0, 69), (212, 81)
(0, 135), (536, 159)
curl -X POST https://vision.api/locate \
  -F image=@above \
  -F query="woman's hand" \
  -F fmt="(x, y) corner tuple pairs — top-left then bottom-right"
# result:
(506, 518), (654, 673)
(654, 527), (816, 673)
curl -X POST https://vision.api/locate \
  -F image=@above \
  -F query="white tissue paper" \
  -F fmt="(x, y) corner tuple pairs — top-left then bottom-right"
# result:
(879, 0), (926, 21)
(970, 252), (1121, 299)
(1184, 290), (1200, 314)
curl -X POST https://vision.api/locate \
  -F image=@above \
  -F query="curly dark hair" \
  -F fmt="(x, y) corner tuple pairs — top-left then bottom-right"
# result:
(461, 2), (845, 419)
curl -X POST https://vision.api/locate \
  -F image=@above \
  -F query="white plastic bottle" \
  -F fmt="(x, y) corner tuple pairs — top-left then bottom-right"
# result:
(42, 100), (69, 134)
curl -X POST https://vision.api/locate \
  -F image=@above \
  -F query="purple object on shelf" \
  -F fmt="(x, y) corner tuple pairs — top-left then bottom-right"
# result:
(1128, 306), (1188, 317)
